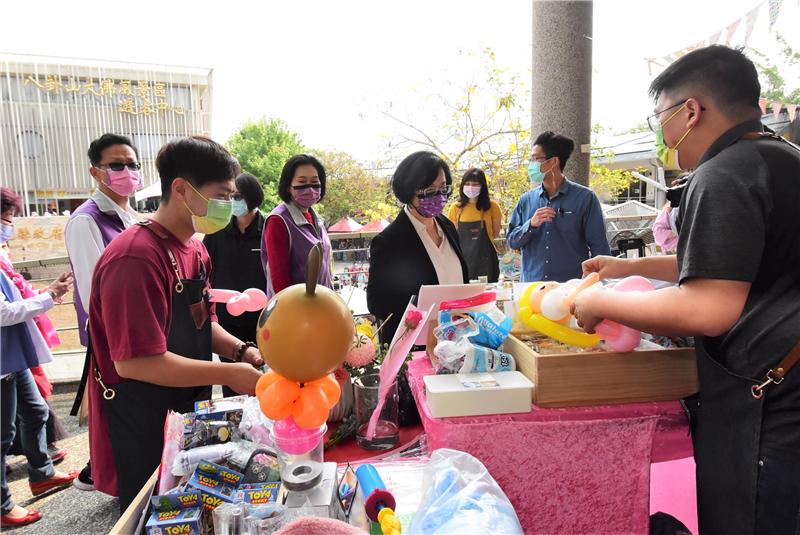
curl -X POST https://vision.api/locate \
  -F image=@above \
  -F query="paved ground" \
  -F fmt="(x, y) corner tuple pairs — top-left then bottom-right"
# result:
(3, 383), (119, 535)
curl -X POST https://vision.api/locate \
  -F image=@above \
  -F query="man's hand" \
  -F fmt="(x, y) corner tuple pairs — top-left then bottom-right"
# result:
(582, 255), (632, 280)
(225, 363), (263, 395)
(570, 285), (606, 333)
(531, 207), (556, 228)
(241, 346), (264, 368)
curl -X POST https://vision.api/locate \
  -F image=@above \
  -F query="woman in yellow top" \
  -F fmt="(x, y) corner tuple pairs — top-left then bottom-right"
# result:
(447, 168), (502, 282)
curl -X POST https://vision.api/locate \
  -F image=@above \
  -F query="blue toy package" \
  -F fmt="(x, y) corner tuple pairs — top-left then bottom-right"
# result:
(438, 293), (512, 350)
(186, 461), (244, 511)
(236, 482), (281, 505)
(146, 490), (203, 535)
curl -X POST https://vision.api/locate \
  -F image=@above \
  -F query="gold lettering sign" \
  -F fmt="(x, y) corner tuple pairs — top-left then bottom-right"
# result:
(23, 74), (190, 117)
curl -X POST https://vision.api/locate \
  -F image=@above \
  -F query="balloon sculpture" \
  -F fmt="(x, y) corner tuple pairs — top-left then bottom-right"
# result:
(208, 288), (269, 316)
(517, 273), (655, 352)
(254, 244), (354, 430)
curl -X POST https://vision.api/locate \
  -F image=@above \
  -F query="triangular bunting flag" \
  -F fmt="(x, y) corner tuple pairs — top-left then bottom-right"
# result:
(759, 98), (768, 115)
(786, 104), (797, 122)
(709, 31), (722, 45)
(725, 18), (741, 44)
(772, 102), (783, 120)
(744, 5), (760, 43)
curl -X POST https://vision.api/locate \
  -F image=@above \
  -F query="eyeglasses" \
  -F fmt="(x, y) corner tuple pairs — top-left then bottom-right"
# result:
(292, 183), (321, 191)
(95, 162), (142, 172)
(646, 99), (705, 132)
(415, 185), (452, 199)
(530, 155), (550, 163)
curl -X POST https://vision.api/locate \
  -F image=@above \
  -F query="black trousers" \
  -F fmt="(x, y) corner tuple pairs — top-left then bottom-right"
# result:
(755, 453), (800, 535)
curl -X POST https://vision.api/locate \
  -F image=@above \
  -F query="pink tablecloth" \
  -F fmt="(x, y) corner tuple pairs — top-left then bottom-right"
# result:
(407, 354), (693, 535)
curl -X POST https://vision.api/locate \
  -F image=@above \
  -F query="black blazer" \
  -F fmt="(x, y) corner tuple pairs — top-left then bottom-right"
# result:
(367, 208), (469, 344)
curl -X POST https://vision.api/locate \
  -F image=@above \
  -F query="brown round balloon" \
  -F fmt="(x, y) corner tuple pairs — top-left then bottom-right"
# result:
(256, 283), (354, 383)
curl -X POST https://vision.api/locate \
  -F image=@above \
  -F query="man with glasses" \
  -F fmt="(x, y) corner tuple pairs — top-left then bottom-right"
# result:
(508, 131), (609, 282)
(65, 133), (142, 492)
(573, 45), (800, 534)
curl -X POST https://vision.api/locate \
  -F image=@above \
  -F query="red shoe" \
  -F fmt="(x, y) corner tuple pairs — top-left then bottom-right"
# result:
(48, 447), (68, 465)
(29, 470), (80, 496)
(1, 509), (42, 527)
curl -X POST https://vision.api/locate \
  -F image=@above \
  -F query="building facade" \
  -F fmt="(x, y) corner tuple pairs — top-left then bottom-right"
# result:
(1, 53), (212, 215)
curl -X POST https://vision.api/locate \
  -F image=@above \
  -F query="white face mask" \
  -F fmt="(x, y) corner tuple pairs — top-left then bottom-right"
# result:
(463, 185), (481, 199)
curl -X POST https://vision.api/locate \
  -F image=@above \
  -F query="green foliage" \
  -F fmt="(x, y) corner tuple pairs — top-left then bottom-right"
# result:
(313, 150), (398, 225)
(589, 151), (638, 199)
(226, 118), (305, 211)
(749, 34), (800, 104)
(384, 47), (531, 222)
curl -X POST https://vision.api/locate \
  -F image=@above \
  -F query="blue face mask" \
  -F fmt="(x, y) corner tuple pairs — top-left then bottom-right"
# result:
(0, 223), (14, 243)
(231, 198), (250, 217)
(528, 161), (544, 185)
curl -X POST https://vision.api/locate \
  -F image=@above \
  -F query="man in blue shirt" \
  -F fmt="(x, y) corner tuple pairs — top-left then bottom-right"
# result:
(507, 131), (610, 282)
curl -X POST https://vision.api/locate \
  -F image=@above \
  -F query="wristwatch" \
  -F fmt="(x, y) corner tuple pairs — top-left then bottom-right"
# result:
(47, 289), (58, 301)
(234, 341), (258, 362)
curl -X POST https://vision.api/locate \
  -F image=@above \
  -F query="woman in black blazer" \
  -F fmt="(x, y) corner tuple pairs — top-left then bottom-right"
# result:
(367, 151), (469, 344)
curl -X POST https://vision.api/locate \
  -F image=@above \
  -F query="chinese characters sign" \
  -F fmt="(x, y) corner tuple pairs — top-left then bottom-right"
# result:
(24, 74), (187, 116)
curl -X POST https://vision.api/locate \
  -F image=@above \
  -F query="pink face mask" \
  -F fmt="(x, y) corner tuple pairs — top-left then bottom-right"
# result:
(105, 168), (142, 197)
(292, 186), (321, 209)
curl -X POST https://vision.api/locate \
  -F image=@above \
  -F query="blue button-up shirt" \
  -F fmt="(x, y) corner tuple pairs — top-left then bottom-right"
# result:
(507, 179), (610, 282)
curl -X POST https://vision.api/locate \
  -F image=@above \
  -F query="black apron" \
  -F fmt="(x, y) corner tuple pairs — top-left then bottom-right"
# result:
(456, 210), (499, 283)
(98, 221), (213, 512)
(686, 338), (764, 534)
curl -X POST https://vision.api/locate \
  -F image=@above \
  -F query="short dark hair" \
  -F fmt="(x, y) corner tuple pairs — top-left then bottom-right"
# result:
(87, 133), (139, 166)
(648, 45), (761, 114)
(236, 172), (265, 210)
(278, 154), (327, 204)
(155, 136), (240, 201)
(391, 151), (452, 204)
(1, 187), (22, 216)
(533, 131), (575, 171)
(457, 168), (491, 212)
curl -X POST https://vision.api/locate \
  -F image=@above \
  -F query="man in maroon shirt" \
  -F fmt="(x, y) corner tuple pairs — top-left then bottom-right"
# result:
(86, 136), (263, 513)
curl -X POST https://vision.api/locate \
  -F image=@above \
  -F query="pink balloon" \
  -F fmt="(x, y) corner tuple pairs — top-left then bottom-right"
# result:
(227, 293), (250, 317)
(208, 288), (269, 316)
(271, 416), (325, 455)
(596, 276), (655, 352)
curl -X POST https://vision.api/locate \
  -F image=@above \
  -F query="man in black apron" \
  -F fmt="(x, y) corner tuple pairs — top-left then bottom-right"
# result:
(572, 45), (800, 534)
(84, 137), (264, 513)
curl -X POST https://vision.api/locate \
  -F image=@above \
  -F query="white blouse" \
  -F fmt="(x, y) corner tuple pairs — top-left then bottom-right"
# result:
(404, 206), (464, 285)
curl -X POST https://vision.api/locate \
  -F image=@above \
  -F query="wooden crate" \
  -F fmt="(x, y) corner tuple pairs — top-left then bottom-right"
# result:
(504, 335), (699, 408)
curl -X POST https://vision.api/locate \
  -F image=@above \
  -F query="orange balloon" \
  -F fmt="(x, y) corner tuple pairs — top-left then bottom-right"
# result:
(292, 384), (330, 429)
(260, 379), (301, 421)
(256, 284), (354, 383)
(309, 375), (341, 408)
(255, 370), (283, 398)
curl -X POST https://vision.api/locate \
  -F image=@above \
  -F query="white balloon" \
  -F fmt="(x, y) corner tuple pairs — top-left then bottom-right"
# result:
(540, 289), (569, 321)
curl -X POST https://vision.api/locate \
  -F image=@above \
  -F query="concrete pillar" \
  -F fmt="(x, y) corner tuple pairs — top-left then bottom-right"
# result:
(531, 0), (593, 185)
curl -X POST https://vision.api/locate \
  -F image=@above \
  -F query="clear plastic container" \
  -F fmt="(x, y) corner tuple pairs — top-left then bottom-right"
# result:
(269, 422), (326, 473)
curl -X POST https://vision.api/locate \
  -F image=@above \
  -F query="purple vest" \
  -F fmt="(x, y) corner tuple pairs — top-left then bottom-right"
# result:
(261, 202), (333, 299)
(68, 198), (127, 346)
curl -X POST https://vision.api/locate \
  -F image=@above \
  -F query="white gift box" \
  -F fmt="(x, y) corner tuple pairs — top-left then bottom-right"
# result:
(423, 371), (533, 418)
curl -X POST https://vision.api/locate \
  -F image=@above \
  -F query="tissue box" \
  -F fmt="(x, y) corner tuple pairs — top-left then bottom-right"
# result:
(423, 371), (533, 417)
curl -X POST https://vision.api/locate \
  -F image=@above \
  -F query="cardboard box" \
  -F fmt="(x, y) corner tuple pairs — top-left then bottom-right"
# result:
(145, 491), (203, 535)
(504, 334), (699, 408)
(186, 461), (244, 511)
(423, 371), (533, 417)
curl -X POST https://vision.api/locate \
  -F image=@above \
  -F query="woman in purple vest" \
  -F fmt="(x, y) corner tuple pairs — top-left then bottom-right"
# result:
(261, 154), (333, 298)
